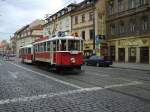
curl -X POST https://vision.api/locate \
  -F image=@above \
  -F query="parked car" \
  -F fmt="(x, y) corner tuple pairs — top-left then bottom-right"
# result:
(84, 55), (113, 67)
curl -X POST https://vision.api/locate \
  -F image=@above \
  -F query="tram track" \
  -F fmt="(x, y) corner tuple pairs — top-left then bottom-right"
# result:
(9, 61), (150, 104)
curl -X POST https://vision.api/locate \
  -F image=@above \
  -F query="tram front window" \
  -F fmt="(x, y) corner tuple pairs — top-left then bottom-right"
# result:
(68, 40), (80, 51)
(60, 40), (66, 51)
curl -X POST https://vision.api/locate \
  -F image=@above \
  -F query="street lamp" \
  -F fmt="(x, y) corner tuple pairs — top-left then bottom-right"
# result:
(92, 0), (96, 53)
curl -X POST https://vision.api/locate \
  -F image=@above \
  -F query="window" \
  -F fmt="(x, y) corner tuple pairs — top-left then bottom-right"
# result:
(89, 29), (94, 40)
(108, 1), (114, 15)
(129, 20), (135, 33)
(129, 0), (136, 9)
(47, 41), (50, 51)
(53, 41), (56, 51)
(118, 0), (124, 12)
(110, 24), (115, 35)
(119, 21), (125, 34)
(138, 0), (146, 6)
(89, 12), (94, 21)
(44, 42), (46, 51)
(82, 14), (85, 23)
(142, 16), (148, 31)
(81, 31), (85, 40)
(75, 16), (78, 24)
(28, 48), (31, 54)
(60, 40), (66, 51)
(68, 40), (80, 51)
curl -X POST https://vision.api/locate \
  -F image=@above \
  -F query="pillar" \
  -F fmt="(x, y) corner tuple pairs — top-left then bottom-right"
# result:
(115, 41), (118, 62)
(136, 47), (140, 63)
(149, 46), (150, 64)
(125, 47), (128, 63)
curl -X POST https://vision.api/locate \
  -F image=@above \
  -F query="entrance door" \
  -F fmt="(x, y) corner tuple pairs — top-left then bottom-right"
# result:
(140, 47), (149, 63)
(118, 48), (125, 62)
(129, 47), (136, 63)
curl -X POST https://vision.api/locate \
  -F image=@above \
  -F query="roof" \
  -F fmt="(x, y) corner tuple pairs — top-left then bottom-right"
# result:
(20, 44), (33, 49)
(33, 35), (83, 45)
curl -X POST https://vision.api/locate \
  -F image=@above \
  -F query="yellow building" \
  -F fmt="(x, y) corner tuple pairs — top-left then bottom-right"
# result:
(106, 0), (150, 64)
(71, 0), (107, 57)
(71, 0), (95, 57)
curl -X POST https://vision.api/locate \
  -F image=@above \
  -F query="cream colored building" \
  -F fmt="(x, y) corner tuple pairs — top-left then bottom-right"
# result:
(71, 0), (106, 57)
(15, 20), (45, 56)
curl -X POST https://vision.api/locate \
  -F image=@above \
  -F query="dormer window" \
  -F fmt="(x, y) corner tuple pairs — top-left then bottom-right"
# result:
(62, 10), (65, 15)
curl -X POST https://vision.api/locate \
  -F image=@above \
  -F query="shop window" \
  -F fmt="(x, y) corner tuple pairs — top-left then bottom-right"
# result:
(129, 47), (136, 62)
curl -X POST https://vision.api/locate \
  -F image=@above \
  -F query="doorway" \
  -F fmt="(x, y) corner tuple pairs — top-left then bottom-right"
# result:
(140, 47), (149, 63)
(118, 48), (125, 62)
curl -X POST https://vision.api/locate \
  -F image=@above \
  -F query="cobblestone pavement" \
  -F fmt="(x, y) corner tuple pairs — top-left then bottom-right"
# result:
(0, 59), (150, 112)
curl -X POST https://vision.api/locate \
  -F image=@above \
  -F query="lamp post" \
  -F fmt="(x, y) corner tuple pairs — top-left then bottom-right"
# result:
(92, 0), (96, 54)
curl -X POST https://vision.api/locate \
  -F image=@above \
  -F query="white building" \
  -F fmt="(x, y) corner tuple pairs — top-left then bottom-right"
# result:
(43, 4), (77, 37)
(14, 20), (45, 56)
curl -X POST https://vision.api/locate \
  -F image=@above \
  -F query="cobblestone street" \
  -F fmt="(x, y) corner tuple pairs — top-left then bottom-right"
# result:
(0, 59), (150, 112)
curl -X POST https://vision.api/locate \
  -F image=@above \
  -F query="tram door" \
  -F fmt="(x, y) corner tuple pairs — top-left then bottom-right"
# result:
(50, 41), (54, 64)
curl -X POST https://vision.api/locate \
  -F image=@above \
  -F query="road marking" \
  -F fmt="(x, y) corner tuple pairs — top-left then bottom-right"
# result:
(8, 62), (82, 89)
(104, 81), (142, 89)
(0, 87), (102, 105)
(8, 71), (18, 79)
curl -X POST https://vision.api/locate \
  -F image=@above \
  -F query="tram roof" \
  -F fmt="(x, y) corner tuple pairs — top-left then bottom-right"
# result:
(33, 35), (83, 45)
(20, 44), (33, 49)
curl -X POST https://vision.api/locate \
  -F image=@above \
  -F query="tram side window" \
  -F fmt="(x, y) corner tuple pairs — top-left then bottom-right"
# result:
(37, 44), (40, 52)
(53, 41), (56, 51)
(81, 40), (83, 51)
(68, 40), (80, 51)
(61, 40), (66, 51)
(44, 42), (46, 51)
(39, 43), (43, 52)
(47, 41), (50, 51)
(56, 40), (59, 51)
(28, 48), (31, 54)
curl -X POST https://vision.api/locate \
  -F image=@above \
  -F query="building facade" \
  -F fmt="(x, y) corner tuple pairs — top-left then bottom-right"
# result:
(43, 4), (77, 37)
(71, 0), (107, 57)
(15, 20), (45, 56)
(106, 0), (150, 64)
(71, 0), (95, 57)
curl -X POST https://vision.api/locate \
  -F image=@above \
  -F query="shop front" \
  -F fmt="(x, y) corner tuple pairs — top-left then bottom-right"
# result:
(84, 41), (93, 58)
(108, 37), (150, 64)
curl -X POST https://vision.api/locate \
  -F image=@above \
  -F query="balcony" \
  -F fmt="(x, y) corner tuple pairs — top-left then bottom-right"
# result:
(107, 3), (149, 21)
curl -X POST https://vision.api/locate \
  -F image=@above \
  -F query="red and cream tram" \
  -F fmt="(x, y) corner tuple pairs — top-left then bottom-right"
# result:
(19, 44), (33, 63)
(19, 34), (84, 70)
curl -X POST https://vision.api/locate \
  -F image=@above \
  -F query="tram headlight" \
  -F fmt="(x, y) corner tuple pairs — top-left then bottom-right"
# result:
(70, 58), (76, 63)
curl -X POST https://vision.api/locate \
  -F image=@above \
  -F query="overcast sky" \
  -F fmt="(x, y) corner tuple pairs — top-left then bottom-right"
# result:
(0, 0), (83, 41)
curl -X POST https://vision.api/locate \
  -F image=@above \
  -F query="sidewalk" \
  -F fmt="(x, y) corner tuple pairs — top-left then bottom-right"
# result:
(112, 62), (150, 71)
